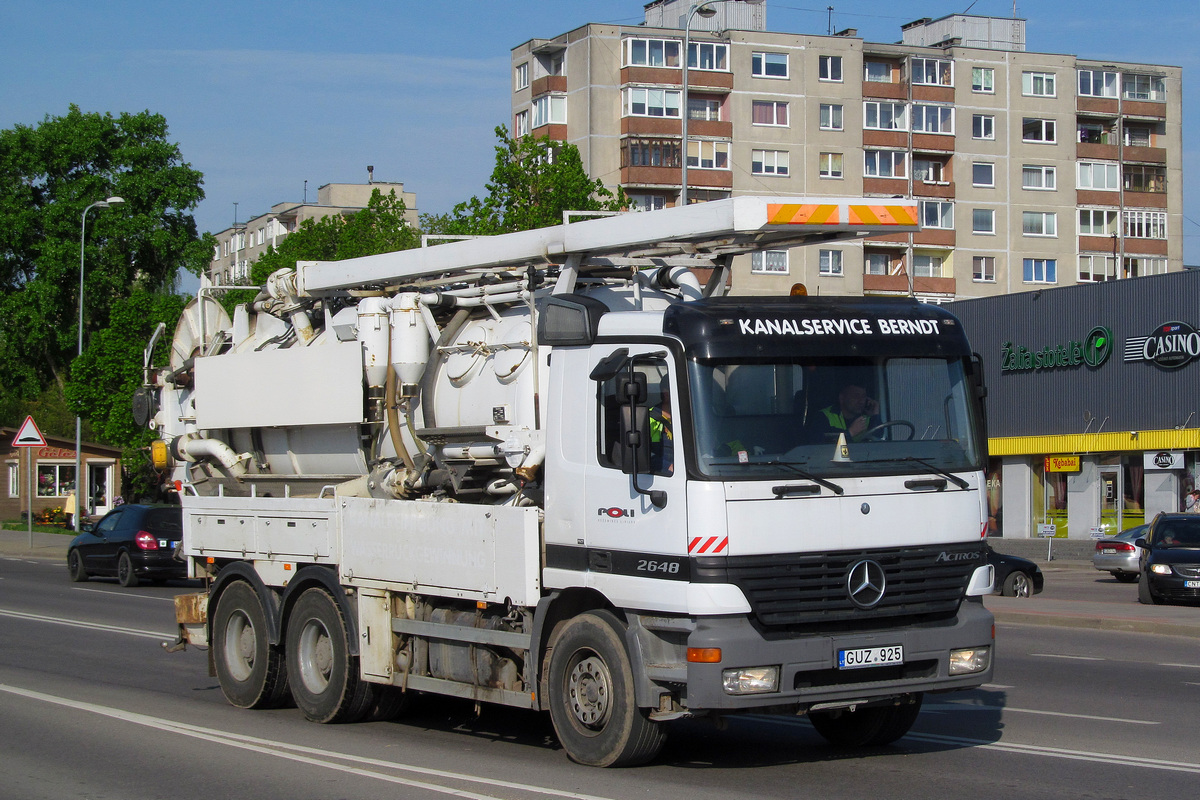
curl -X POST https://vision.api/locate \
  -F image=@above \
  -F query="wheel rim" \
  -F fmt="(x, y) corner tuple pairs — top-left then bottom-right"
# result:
(566, 653), (613, 730)
(297, 617), (334, 694)
(118, 556), (131, 583)
(1013, 573), (1030, 597)
(69, 552), (79, 574)
(222, 610), (257, 682)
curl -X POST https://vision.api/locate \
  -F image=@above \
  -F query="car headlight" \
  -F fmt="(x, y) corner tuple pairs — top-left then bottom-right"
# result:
(949, 646), (991, 675)
(1151, 563), (1173, 575)
(722, 666), (780, 694)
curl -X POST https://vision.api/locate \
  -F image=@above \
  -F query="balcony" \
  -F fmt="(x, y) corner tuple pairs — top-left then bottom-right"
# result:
(863, 177), (908, 196)
(1077, 97), (1119, 115)
(1123, 190), (1168, 209)
(911, 133), (955, 153)
(1076, 190), (1121, 207)
(531, 123), (568, 141)
(1123, 145), (1167, 163)
(1077, 142), (1119, 161)
(911, 84), (954, 103)
(913, 181), (955, 198)
(531, 76), (567, 96)
(619, 67), (733, 92)
(1123, 238), (1168, 256)
(1121, 99), (1167, 119)
(914, 229), (955, 247)
(862, 81), (907, 100)
(863, 130), (907, 148)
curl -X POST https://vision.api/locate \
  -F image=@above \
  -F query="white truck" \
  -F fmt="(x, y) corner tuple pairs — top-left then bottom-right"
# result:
(146, 196), (995, 767)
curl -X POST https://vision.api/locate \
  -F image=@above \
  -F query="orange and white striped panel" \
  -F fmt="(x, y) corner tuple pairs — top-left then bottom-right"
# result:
(689, 536), (729, 555)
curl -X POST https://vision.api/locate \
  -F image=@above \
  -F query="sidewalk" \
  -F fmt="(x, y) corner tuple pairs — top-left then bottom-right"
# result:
(5, 528), (1197, 639)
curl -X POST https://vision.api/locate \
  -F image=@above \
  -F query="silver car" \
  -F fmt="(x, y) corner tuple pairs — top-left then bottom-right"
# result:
(1093, 524), (1148, 583)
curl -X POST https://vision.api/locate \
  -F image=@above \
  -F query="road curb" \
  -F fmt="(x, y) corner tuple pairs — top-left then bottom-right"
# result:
(990, 607), (1200, 639)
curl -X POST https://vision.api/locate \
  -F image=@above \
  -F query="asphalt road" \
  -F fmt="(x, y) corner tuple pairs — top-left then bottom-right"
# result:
(2, 553), (1199, 799)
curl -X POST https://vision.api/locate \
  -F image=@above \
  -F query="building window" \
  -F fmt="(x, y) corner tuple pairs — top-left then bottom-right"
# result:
(972, 163), (994, 187)
(533, 95), (567, 127)
(1123, 73), (1166, 101)
(686, 140), (730, 169)
(515, 62), (529, 90)
(973, 256), (996, 282)
(213, 245), (220, 260)
(1077, 161), (1119, 191)
(752, 100), (788, 126)
(1022, 165), (1056, 190)
(687, 96), (722, 121)
(919, 200), (953, 229)
(751, 250), (789, 274)
(912, 158), (943, 183)
(688, 42), (728, 71)
(819, 55), (843, 82)
(623, 88), (680, 118)
(1022, 71), (1057, 97)
(864, 150), (905, 178)
(1123, 257), (1167, 277)
(1022, 118), (1056, 143)
(819, 250), (843, 276)
(7, 461), (17, 498)
(819, 103), (843, 130)
(1124, 164), (1166, 193)
(972, 114), (995, 140)
(622, 138), (681, 168)
(865, 252), (890, 275)
(37, 463), (76, 497)
(1078, 121), (1115, 145)
(912, 104), (953, 134)
(864, 61), (891, 82)
(752, 149), (789, 176)
(1079, 208), (1118, 235)
(1078, 255), (1117, 282)
(863, 101), (907, 131)
(1078, 69), (1117, 98)
(1023, 258), (1057, 283)
(913, 254), (943, 277)
(971, 67), (994, 93)
(1022, 212), (1057, 237)
(1124, 123), (1154, 147)
(972, 209), (995, 234)
(625, 37), (681, 68)
(514, 110), (530, 137)
(752, 51), (787, 78)
(256, 228), (265, 246)
(911, 57), (952, 86)
(819, 152), (844, 178)
(628, 194), (667, 212)
(1123, 210), (1167, 239)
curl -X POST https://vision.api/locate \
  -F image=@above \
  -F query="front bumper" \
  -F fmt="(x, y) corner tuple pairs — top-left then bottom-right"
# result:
(680, 600), (994, 711)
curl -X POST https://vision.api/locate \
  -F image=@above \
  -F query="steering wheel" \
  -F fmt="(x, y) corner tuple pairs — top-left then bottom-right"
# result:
(860, 419), (916, 441)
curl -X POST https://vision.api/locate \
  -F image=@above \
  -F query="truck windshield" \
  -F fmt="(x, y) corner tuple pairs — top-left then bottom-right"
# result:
(687, 356), (982, 480)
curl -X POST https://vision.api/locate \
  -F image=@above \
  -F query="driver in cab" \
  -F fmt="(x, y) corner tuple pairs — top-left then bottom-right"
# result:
(815, 383), (879, 442)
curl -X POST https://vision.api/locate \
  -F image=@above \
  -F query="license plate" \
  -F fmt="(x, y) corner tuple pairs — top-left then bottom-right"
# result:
(838, 645), (904, 670)
(1185, 580), (1200, 588)
(1101, 548), (1116, 554)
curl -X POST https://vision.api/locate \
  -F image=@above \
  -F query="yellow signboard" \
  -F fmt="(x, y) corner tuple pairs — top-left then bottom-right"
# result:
(1045, 455), (1081, 472)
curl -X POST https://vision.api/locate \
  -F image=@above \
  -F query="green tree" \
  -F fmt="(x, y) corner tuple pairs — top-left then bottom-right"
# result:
(0, 106), (210, 435)
(424, 126), (626, 236)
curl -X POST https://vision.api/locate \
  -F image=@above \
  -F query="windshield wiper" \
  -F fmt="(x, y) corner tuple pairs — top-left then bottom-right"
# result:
(857, 456), (970, 489)
(764, 461), (844, 496)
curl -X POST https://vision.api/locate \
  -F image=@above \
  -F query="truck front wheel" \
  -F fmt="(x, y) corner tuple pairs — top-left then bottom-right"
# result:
(808, 694), (923, 747)
(286, 587), (375, 723)
(547, 610), (665, 767)
(212, 581), (290, 708)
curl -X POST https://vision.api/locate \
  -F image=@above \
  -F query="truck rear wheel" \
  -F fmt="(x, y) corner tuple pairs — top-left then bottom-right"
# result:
(809, 694), (923, 747)
(286, 587), (375, 723)
(547, 610), (665, 767)
(212, 581), (290, 708)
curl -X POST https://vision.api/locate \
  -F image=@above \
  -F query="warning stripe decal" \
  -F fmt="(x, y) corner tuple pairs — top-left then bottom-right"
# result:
(688, 536), (729, 555)
(848, 204), (919, 226)
(766, 203), (918, 227)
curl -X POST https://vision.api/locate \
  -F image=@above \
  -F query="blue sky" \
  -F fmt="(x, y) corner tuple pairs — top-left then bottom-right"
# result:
(4, 0), (1198, 271)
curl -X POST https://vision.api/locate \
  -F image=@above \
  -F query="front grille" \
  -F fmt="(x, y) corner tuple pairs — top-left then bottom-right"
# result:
(694, 542), (985, 634)
(1173, 565), (1200, 579)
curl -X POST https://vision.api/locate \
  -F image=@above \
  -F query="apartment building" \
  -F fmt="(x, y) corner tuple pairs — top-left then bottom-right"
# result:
(208, 180), (418, 285)
(510, 4), (1183, 300)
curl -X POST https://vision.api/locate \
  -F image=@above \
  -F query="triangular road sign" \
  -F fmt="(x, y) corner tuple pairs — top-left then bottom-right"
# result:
(13, 415), (47, 447)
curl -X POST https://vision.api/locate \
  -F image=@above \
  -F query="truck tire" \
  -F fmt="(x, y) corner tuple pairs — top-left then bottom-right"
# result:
(547, 610), (666, 767)
(67, 550), (89, 582)
(212, 581), (290, 709)
(117, 552), (139, 587)
(286, 587), (375, 724)
(809, 695), (923, 747)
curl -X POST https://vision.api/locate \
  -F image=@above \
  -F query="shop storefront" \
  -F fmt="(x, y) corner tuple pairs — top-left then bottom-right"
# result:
(951, 271), (1200, 539)
(3, 427), (123, 524)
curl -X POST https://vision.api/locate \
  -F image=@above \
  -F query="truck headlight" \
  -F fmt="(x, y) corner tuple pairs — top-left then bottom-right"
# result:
(949, 646), (991, 675)
(722, 666), (780, 694)
(1151, 564), (1173, 575)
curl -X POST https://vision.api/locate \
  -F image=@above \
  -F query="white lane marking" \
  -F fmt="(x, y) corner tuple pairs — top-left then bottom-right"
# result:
(1159, 663), (1200, 669)
(72, 587), (176, 602)
(981, 683), (1014, 689)
(1030, 653), (1106, 661)
(0, 683), (620, 800)
(927, 702), (1158, 725)
(0, 609), (172, 640)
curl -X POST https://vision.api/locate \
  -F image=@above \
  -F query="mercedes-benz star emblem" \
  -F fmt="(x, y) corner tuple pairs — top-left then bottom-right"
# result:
(846, 559), (887, 609)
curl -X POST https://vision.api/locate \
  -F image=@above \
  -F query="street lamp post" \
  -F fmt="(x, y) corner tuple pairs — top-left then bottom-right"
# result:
(75, 196), (124, 531)
(681, 1), (718, 207)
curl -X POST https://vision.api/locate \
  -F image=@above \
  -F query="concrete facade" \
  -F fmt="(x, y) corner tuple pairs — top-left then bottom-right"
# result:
(510, 9), (1183, 301)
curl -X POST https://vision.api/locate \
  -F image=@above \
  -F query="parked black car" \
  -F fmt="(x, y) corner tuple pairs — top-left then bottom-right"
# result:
(1136, 513), (1200, 605)
(66, 504), (185, 587)
(986, 545), (1044, 597)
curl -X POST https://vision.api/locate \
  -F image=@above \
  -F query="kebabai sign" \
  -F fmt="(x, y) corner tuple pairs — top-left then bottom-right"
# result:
(1124, 321), (1200, 370)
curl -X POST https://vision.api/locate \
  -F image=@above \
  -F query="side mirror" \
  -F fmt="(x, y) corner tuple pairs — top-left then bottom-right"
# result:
(618, 405), (652, 476)
(81, 522), (96, 534)
(1134, 537), (1147, 549)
